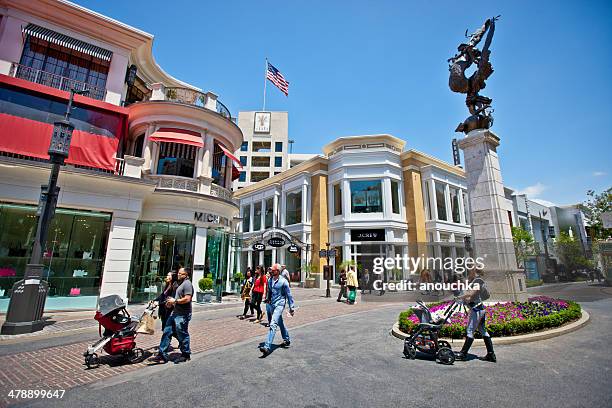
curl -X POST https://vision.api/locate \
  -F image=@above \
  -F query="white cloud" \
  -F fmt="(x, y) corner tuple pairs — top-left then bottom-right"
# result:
(593, 171), (607, 177)
(516, 182), (547, 198)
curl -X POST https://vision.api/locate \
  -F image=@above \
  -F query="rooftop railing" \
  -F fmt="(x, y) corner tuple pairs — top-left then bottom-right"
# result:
(9, 63), (106, 101)
(151, 84), (235, 123)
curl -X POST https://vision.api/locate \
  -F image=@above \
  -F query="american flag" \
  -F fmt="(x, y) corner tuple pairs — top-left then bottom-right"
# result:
(266, 62), (289, 96)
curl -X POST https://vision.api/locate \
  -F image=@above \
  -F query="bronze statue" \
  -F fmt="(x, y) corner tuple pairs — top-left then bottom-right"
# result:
(449, 16), (500, 133)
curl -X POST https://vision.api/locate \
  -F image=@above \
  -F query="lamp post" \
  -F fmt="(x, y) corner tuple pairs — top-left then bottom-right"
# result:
(539, 210), (551, 275)
(1, 89), (87, 335)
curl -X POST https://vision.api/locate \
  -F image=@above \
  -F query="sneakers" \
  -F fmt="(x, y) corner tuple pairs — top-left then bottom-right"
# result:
(281, 340), (291, 348)
(148, 354), (168, 364)
(454, 352), (468, 361)
(479, 352), (497, 363)
(259, 346), (271, 357)
(174, 354), (191, 364)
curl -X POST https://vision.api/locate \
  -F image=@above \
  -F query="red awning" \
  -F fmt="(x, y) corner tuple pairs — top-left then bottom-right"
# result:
(149, 128), (203, 148)
(218, 143), (243, 171)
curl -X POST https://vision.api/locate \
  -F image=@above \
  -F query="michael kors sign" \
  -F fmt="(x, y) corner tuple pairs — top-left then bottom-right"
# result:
(194, 212), (229, 226)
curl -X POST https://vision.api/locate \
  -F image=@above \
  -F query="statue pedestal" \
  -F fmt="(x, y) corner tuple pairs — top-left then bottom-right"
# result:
(458, 129), (527, 301)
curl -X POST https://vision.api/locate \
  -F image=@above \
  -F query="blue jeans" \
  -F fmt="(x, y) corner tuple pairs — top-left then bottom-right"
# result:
(159, 312), (191, 359)
(264, 303), (290, 350)
(466, 305), (488, 338)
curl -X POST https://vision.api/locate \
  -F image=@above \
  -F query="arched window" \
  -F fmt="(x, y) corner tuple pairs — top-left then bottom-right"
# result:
(134, 134), (144, 157)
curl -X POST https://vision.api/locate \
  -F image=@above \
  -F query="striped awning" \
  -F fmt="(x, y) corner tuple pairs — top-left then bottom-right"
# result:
(22, 23), (113, 61)
(149, 128), (204, 148)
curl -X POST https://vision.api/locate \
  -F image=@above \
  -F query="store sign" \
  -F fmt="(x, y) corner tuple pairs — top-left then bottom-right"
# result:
(350, 229), (385, 242)
(268, 237), (285, 247)
(288, 244), (300, 253)
(252, 242), (265, 251)
(194, 212), (228, 226)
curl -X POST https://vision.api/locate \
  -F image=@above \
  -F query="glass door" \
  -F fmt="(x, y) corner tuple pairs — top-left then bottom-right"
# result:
(206, 228), (229, 300)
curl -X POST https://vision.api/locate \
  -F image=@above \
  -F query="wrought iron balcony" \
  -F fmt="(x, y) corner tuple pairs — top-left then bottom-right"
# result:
(9, 63), (106, 101)
(160, 86), (234, 122)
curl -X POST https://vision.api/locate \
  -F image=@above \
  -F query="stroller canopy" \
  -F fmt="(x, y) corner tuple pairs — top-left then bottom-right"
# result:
(98, 295), (127, 316)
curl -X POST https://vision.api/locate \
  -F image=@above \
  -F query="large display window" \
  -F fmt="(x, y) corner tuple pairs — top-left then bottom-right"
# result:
(0, 203), (111, 311)
(350, 180), (383, 213)
(128, 222), (194, 303)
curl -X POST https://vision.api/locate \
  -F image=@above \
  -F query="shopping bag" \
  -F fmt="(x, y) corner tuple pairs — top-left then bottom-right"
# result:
(136, 312), (155, 335)
(69, 287), (81, 296)
(348, 289), (356, 303)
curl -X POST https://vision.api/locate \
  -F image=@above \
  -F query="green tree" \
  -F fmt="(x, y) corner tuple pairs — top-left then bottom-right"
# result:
(512, 226), (538, 269)
(579, 187), (612, 240)
(554, 231), (593, 273)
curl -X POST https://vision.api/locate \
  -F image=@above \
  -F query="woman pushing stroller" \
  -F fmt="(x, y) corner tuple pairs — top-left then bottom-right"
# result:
(455, 268), (496, 362)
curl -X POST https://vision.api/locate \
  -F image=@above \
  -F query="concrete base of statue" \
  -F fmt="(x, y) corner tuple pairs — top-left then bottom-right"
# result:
(458, 129), (528, 302)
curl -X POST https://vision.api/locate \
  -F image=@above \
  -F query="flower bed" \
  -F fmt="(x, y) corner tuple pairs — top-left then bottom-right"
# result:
(398, 296), (582, 339)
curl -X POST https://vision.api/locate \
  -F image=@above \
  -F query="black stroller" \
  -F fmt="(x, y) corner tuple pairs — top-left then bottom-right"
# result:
(403, 299), (461, 365)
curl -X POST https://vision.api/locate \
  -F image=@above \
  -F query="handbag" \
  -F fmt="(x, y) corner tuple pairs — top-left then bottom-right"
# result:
(69, 287), (81, 296)
(136, 311), (156, 335)
(348, 288), (357, 303)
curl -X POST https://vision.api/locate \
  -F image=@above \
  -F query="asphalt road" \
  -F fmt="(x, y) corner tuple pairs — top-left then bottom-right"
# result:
(21, 283), (612, 408)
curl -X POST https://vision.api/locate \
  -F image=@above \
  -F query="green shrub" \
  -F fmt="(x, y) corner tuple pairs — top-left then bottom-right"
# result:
(234, 272), (244, 282)
(526, 279), (543, 287)
(199, 277), (213, 292)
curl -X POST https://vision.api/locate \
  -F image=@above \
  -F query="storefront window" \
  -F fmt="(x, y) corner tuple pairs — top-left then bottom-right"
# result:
(463, 191), (470, 224)
(265, 198), (274, 229)
(0, 203), (110, 311)
(391, 180), (400, 214)
(206, 228), (229, 300)
(285, 247), (302, 282)
(435, 182), (447, 221)
(157, 142), (196, 177)
(285, 190), (302, 225)
(253, 202), (262, 231)
(128, 222), (194, 303)
(351, 180), (382, 213)
(212, 142), (228, 187)
(242, 204), (250, 233)
(450, 187), (461, 223)
(333, 183), (342, 216)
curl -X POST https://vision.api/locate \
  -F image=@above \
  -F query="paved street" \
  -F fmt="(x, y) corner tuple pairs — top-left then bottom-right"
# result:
(0, 282), (607, 408)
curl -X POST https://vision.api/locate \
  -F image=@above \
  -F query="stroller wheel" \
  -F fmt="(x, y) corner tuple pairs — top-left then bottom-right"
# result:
(403, 342), (417, 360)
(85, 353), (100, 369)
(437, 347), (455, 365)
(127, 348), (144, 364)
(438, 340), (451, 350)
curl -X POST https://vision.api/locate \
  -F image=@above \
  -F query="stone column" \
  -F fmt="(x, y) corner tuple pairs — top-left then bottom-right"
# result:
(457, 129), (527, 301)
(402, 168), (427, 261)
(98, 211), (139, 302)
(310, 175), (328, 288)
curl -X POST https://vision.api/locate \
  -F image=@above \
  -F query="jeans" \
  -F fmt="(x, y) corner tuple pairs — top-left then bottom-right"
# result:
(252, 291), (264, 319)
(337, 284), (347, 301)
(159, 312), (191, 359)
(466, 305), (488, 338)
(243, 298), (254, 316)
(264, 303), (290, 349)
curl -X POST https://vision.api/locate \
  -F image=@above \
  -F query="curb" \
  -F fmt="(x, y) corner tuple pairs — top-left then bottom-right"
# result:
(391, 310), (590, 346)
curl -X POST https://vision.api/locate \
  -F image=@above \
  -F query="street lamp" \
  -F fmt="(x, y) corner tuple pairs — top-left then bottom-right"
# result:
(1, 89), (87, 335)
(539, 210), (551, 275)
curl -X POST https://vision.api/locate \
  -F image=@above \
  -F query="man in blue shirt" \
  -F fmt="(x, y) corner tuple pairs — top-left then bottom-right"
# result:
(259, 263), (295, 357)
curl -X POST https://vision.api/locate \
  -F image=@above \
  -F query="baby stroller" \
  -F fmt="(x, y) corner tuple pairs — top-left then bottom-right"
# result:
(83, 295), (156, 369)
(403, 299), (461, 365)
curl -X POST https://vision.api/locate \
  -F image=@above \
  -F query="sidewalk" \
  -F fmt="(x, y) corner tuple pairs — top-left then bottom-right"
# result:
(0, 292), (391, 407)
(0, 287), (330, 342)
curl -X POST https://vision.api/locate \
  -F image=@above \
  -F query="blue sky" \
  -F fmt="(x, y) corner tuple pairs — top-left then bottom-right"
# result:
(75, 0), (612, 205)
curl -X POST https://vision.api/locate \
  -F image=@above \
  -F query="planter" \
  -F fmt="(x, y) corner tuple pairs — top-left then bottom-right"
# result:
(305, 278), (317, 289)
(196, 291), (214, 303)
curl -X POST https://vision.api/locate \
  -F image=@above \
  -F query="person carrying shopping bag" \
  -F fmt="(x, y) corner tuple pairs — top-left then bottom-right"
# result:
(346, 266), (359, 305)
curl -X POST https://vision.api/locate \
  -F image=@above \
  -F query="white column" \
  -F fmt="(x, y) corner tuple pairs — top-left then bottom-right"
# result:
(142, 124), (155, 173)
(98, 211), (139, 302)
(429, 179), (438, 220)
(383, 178), (392, 217)
(444, 184), (452, 223)
(459, 189), (467, 224)
(343, 179), (351, 218)
(273, 192), (280, 227)
(201, 132), (214, 178)
(301, 183), (308, 224)
(192, 227), (208, 294)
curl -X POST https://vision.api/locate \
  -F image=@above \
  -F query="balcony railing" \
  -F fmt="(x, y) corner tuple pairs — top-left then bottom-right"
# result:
(210, 184), (233, 201)
(148, 174), (199, 192)
(161, 86), (235, 122)
(9, 63), (106, 101)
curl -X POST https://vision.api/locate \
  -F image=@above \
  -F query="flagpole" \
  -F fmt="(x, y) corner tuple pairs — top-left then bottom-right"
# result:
(262, 58), (268, 111)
